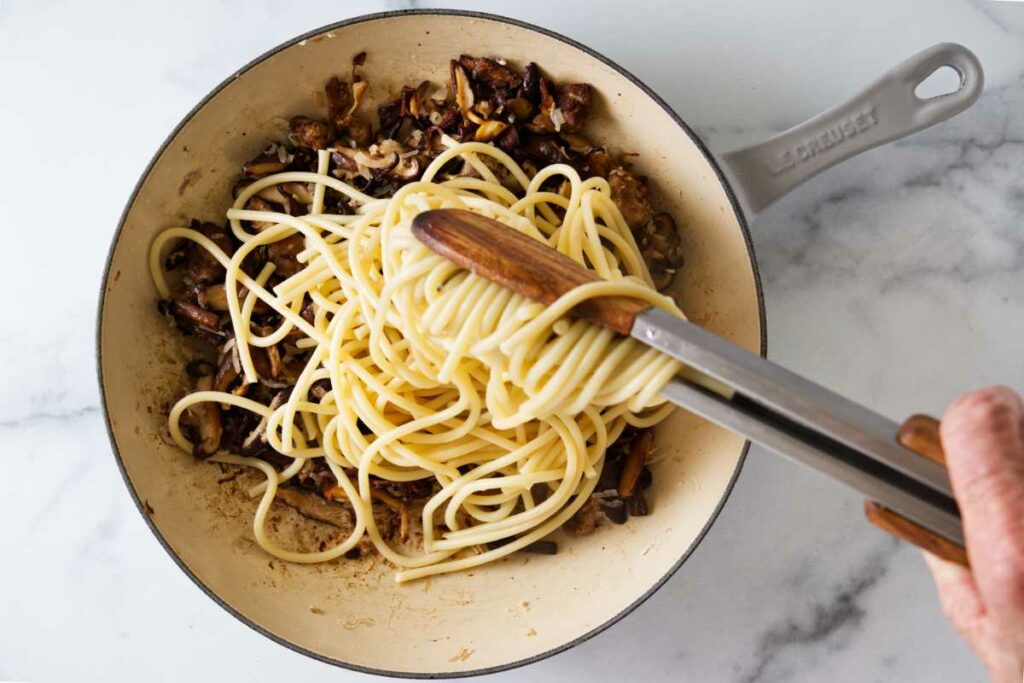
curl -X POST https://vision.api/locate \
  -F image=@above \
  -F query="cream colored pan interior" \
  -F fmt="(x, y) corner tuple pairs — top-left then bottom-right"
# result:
(98, 12), (761, 676)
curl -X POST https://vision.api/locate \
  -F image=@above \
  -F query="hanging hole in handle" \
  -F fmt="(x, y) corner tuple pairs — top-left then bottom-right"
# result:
(914, 65), (964, 100)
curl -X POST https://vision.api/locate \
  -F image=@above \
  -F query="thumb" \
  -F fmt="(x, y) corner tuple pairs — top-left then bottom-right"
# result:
(941, 386), (1024, 614)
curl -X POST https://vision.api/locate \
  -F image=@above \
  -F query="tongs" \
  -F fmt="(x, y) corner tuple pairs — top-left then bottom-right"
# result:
(412, 208), (967, 566)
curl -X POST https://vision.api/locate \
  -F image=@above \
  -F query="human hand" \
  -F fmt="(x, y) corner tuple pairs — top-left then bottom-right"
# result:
(926, 386), (1024, 682)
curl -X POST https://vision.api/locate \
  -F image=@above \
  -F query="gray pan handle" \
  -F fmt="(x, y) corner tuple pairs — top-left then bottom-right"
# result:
(720, 43), (983, 217)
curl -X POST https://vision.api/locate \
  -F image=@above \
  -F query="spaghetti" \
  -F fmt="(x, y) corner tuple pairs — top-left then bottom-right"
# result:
(151, 140), (684, 582)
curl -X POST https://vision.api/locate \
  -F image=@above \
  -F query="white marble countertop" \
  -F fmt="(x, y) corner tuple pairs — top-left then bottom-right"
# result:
(3, 0), (1024, 680)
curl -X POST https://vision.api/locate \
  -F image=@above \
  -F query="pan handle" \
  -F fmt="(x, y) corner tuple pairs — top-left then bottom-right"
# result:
(719, 43), (983, 217)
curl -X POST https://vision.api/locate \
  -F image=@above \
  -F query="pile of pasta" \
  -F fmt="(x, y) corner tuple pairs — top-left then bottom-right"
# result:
(150, 140), (683, 582)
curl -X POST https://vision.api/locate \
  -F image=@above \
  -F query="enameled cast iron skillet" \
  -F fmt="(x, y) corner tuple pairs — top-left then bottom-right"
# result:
(97, 10), (982, 677)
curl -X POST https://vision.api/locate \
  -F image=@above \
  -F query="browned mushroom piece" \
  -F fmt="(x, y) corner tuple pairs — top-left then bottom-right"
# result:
(266, 233), (305, 278)
(214, 341), (239, 392)
(521, 62), (542, 102)
(241, 390), (286, 454)
(168, 300), (223, 336)
(190, 374), (222, 458)
(279, 182), (314, 209)
(347, 116), (373, 147)
(242, 144), (290, 178)
(290, 115), (331, 149)
(265, 341), (284, 380)
(584, 149), (615, 179)
(522, 135), (570, 166)
(330, 148), (360, 177)
(377, 99), (403, 139)
(473, 120), (508, 142)
(626, 489), (650, 516)
(556, 83), (592, 132)
(567, 498), (599, 536)
(528, 77), (558, 133)
(459, 55), (522, 92)
(185, 222), (232, 284)
(504, 97), (535, 122)
(449, 60), (481, 125)
(325, 76), (354, 131)
(390, 156), (421, 181)
(243, 196), (278, 232)
(638, 212), (684, 290)
(196, 283), (229, 312)
(609, 168), (653, 231)
(276, 486), (356, 530)
(326, 77), (369, 138)
(495, 125), (522, 155)
(618, 429), (654, 498)
(559, 132), (597, 156)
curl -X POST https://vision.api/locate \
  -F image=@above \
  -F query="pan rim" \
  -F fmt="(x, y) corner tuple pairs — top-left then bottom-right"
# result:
(95, 8), (766, 679)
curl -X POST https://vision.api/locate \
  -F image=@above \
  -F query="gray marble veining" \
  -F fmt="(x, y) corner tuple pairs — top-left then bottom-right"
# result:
(3, 0), (1023, 681)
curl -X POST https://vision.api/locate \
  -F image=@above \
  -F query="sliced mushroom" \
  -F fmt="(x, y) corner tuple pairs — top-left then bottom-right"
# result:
(528, 77), (558, 133)
(214, 342), (239, 392)
(325, 76), (354, 130)
(474, 120), (508, 142)
(241, 390), (286, 454)
(242, 144), (290, 178)
(185, 221), (232, 285)
(354, 149), (400, 170)
(196, 283), (229, 312)
(504, 97), (534, 122)
(567, 498), (599, 536)
(276, 486), (355, 530)
(168, 300), (223, 336)
(189, 374), (222, 458)
(495, 125), (522, 155)
(390, 156), (421, 180)
(450, 60), (483, 124)
(459, 55), (522, 92)
(330, 147), (360, 177)
(618, 429), (654, 498)
(280, 182), (314, 205)
(290, 115), (331, 149)
(265, 340), (284, 380)
(521, 62), (542, 102)
(244, 196), (278, 232)
(559, 132), (597, 156)
(522, 135), (570, 166)
(266, 233), (305, 278)
(627, 489), (649, 516)
(347, 116), (373, 147)
(326, 77), (368, 132)
(609, 168), (653, 231)
(584, 149), (615, 179)
(638, 212), (684, 290)
(556, 83), (592, 132)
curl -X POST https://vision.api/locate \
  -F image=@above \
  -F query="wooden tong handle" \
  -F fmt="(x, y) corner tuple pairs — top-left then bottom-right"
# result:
(411, 209), (650, 335)
(864, 415), (968, 566)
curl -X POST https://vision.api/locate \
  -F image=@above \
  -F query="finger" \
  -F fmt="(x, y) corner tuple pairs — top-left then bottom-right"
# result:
(942, 386), (1024, 613)
(924, 551), (984, 631)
